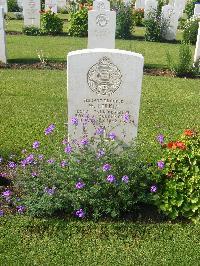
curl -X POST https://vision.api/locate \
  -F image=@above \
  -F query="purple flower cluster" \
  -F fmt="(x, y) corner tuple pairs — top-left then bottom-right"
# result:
(2, 190), (12, 198)
(80, 138), (89, 146)
(71, 117), (78, 126)
(0, 157), (3, 163)
(122, 175), (129, 183)
(21, 154), (34, 167)
(47, 159), (55, 164)
(96, 128), (104, 135)
(33, 141), (40, 149)
(108, 132), (116, 140)
(123, 112), (130, 123)
(0, 210), (4, 217)
(103, 164), (111, 172)
(16, 205), (26, 214)
(156, 134), (164, 144)
(44, 124), (55, 135)
(75, 208), (85, 218)
(75, 181), (85, 189)
(150, 185), (157, 193)
(60, 160), (68, 168)
(8, 161), (17, 169)
(64, 144), (72, 154)
(31, 172), (38, 177)
(107, 175), (116, 183)
(44, 186), (56, 195)
(97, 149), (105, 158)
(157, 160), (165, 169)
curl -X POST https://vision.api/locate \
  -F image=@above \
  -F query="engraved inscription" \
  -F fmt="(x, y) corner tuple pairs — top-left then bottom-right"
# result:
(97, 1), (105, 10)
(87, 57), (122, 96)
(96, 14), (109, 27)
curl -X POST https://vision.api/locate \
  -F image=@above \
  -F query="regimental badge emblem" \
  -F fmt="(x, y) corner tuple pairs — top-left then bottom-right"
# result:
(87, 57), (122, 96)
(96, 14), (109, 27)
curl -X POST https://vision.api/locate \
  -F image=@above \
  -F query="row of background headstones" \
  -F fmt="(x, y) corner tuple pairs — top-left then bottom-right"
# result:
(0, 1), (200, 64)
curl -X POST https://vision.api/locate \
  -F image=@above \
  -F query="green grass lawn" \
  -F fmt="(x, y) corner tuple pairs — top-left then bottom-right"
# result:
(1, 216), (200, 265)
(6, 34), (195, 69)
(0, 69), (199, 158)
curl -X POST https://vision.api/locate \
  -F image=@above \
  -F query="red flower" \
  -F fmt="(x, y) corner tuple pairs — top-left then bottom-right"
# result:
(184, 129), (194, 137)
(166, 172), (173, 178)
(167, 142), (177, 149)
(175, 141), (186, 150)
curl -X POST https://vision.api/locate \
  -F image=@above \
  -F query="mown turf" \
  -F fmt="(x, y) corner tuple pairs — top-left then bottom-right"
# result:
(0, 69), (199, 158)
(1, 216), (200, 265)
(7, 34), (192, 69)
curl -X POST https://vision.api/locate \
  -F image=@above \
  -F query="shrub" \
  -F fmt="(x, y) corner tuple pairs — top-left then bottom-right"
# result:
(167, 42), (199, 77)
(8, 0), (21, 12)
(133, 8), (144, 26)
(113, 1), (134, 39)
(40, 10), (64, 35)
(13, 118), (148, 219)
(148, 130), (200, 222)
(68, 6), (89, 37)
(13, 12), (23, 20)
(183, 17), (200, 45)
(144, 9), (169, 42)
(184, 0), (196, 19)
(22, 26), (40, 36)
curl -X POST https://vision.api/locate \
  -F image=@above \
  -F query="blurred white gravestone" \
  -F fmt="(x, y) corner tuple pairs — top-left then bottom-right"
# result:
(0, 7), (6, 63)
(194, 23), (200, 63)
(88, 0), (116, 49)
(23, 0), (41, 27)
(67, 49), (144, 143)
(173, 0), (186, 18)
(17, 0), (23, 9)
(162, 4), (179, 40)
(144, 0), (158, 19)
(0, 0), (7, 14)
(45, 0), (57, 13)
(135, 0), (145, 9)
(57, 0), (66, 9)
(194, 3), (200, 17)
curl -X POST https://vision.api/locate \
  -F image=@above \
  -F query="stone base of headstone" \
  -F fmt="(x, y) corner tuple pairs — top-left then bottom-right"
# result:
(67, 49), (144, 144)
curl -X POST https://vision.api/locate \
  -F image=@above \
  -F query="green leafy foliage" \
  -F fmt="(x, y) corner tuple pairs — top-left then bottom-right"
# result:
(183, 17), (200, 45)
(167, 42), (199, 77)
(149, 130), (200, 222)
(133, 8), (144, 26)
(14, 121), (148, 219)
(184, 0), (197, 19)
(22, 26), (40, 36)
(40, 10), (64, 35)
(8, 0), (21, 12)
(68, 6), (89, 37)
(144, 9), (169, 42)
(114, 1), (134, 39)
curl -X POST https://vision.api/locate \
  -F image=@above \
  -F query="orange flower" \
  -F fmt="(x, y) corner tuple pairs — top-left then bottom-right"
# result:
(167, 142), (177, 149)
(175, 141), (186, 150)
(79, 4), (83, 9)
(184, 129), (194, 137)
(88, 5), (93, 10)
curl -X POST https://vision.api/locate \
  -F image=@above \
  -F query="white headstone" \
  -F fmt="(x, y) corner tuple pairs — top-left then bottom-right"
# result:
(135, 0), (145, 9)
(0, 7), (6, 63)
(0, 0), (7, 14)
(144, 0), (158, 19)
(173, 0), (186, 18)
(194, 3), (200, 18)
(17, 0), (23, 9)
(88, 0), (116, 49)
(45, 0), (57, 13)
(23, 0), (41, 27)
(57, 0), (66, 9)
(67, 49), (144, 143)
(194, 22), (200, 63)
(162, 4), (179, 40)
